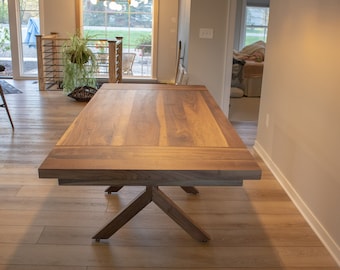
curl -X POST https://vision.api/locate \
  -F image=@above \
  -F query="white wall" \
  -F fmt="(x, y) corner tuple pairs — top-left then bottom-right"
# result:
(41, 0), (77, 37)
(185, 0), (230, 107)
(255, 0), (340, 264)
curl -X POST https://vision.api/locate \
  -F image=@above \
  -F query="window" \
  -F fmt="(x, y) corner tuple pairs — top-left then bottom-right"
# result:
(0, 0), (11, 77)
(82, 0), (154, 78)
(20, 0), (40, 76)
(244, 6), (269, 47)
(0, 0), (39, 78)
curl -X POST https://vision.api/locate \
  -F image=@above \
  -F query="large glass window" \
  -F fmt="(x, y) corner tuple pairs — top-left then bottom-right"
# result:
(1, 0), (40, 78)
(20, 0), (40, 76)
(82, 0), (154, 78)
(244, 6), (269, 46)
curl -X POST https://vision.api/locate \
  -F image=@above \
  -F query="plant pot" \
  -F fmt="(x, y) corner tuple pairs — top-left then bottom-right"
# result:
(68, 86), (97, 102)
(69, 52), (89, 64)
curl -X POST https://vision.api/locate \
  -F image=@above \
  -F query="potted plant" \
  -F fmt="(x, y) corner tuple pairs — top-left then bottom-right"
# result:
(62, 33), (98, 101)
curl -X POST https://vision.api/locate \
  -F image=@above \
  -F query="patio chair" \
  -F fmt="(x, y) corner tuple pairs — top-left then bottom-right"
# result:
(122, 53), (136, 75)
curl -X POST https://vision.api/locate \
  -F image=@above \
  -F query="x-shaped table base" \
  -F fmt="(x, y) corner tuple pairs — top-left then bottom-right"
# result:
(93, 186), (210, 242)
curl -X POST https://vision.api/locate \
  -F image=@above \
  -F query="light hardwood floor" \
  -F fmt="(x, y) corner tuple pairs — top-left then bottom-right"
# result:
(0, 80), (338, 269)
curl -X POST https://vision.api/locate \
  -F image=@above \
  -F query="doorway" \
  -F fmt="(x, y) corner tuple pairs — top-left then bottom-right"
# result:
(228, 0), (269, 122)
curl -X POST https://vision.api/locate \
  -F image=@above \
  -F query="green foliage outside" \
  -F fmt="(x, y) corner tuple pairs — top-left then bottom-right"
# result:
(135, 34), (151, 54)
(84, 29), (151, 51)
(0, 2), (9, 24)
(0, 0), (10, 54)
(245, 36), (265, 46)
(244, 27), (267, 46)
(0, 25), (10, 53)
(19, 0), (39, 24)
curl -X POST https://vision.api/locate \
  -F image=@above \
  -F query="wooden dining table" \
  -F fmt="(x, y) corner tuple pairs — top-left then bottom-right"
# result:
(38, 83), (261, 242)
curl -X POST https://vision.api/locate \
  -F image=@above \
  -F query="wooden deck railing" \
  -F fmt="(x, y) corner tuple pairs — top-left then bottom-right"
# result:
(36, 33), (123, 91)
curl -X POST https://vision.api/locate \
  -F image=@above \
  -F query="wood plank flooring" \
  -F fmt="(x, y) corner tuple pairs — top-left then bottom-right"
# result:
(0, 80), (338, 269)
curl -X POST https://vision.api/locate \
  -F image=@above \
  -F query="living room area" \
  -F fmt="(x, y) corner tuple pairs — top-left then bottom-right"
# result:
(1, 0), (339, 268)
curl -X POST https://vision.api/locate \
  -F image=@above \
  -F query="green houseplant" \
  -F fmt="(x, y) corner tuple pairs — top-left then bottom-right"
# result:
(62, 33), (98, 101)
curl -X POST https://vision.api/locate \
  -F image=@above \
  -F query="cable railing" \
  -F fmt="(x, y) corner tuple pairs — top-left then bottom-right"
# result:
(36, 33), (123, 91)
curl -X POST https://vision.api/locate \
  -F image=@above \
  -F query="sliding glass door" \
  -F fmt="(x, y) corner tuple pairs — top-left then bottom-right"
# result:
(0, 0), (11, 77)
(5, 0), (39, 79)
(19, 0), (40, 76)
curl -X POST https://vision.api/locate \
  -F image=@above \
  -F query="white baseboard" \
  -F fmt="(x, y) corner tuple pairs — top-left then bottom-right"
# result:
(254, 140), (340, 267)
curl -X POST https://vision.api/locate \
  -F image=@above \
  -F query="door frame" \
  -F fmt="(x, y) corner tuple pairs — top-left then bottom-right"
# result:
(221, 0), (237, 116)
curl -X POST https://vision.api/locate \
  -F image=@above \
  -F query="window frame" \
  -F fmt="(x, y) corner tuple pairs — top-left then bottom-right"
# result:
(236, 0), (270, 50)
(243, 5), (269, 47)
(77, 0), (158, 80)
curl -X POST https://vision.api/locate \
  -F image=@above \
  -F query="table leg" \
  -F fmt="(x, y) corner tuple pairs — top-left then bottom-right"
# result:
(105, 185), (123, 194)
(152, 187), (210, 242)
(181, 186), (199, 194)
(93, 186), (210, 242)
(106, 185), (199, 194)
(93, 186), (152, 241)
